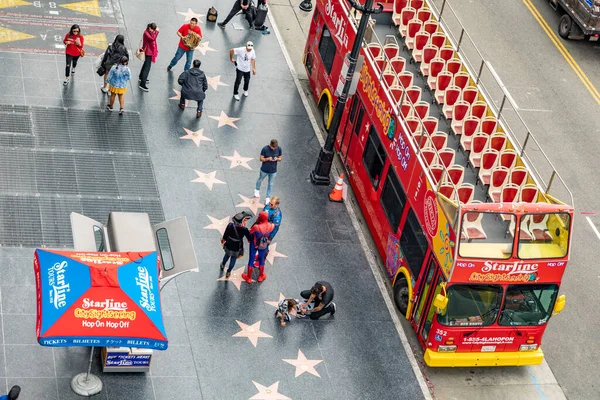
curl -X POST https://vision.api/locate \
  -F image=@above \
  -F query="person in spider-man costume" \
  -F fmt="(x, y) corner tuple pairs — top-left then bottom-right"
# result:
(242, 211), (274, 284)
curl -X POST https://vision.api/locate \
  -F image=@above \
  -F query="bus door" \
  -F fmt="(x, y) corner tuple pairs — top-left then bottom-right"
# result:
(416, 267), (445, 346)
(338, 95), (365, 167)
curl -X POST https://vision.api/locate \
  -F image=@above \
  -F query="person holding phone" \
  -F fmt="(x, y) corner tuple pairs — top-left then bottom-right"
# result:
(254, 139), (282, 204)
(63, 24), (84, 86)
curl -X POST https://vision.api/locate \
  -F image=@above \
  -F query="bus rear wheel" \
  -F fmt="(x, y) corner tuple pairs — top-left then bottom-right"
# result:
(393, 278), (409, 316)
(318, 97), (330, 131)
(559, 14), (573, 39)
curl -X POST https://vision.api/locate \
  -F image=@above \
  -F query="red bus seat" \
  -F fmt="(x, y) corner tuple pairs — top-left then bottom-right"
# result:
(470, 101), (488, 119)
(430, 131), (448, 150)
(400, 8), (417, 37)
(529, 214), (553, 241)
(387, 56), (406, 74)
(498, 149), (518, 170)
(519, 183), (539, 203)
(481, 116), (498, 135)
(412, 32), (430, 62)
(453, 72), (470, 90)
(429, 164), (444, 184)
(383, 72), (399, 88)
(406, 19), (423, 50)
(398, 71), (414, 88)
(438, 147), (455, 167)
(488, 166), (509, 202)
(414, 101), (431, 120)
(405, 116), (422, 135)
(392, 0), (409, 26)
(438, 47), (455, 62)
(509, 166), (529, 187)
(421, 148), (438, 165)
(384, 43), (400, 60)
(462, 210), (487, 240)
(367, 43), (383, 59)
(427, 58), (445, 90)
(406, 85), (422, 104)
(488, 132), (507, 152)
(410, 0), (424, 10)
(457, 183), (475, 204)
(468, 133), (489, 167)
(419, 45), (439, 76)
(461, 86), (479, 105)
(423, 20), (439, 35)
(459, 117), (480, 150)
(417, 8), (432, 22)
(429, 32), (446, 49)
(442, 86), (461, 117)
(445, 164), (464, 186)
(434, 71), (453, 103)
(477, 149), (499, 186)
(445, 58), (462, 75)
(421, 116), (438, 134)
(439, 183), (457, 202)
(450, 101), (470, 135)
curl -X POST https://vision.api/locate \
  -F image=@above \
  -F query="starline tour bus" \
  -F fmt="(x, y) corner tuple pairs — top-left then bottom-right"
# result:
(303, 0), (573, 367)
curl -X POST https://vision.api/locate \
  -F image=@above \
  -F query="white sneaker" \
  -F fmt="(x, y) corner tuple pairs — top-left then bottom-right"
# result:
(71, 68), (75, 75)
(243, 91), (249, 97)
(234, 94), (240, 101)
(265, 197), (270, 204)
(254, 189), (260, 198)
(63, 78), (69, 86)
(101, 86), (108, 94)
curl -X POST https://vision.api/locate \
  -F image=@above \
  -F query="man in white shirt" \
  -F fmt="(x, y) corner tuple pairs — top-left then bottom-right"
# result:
(229, 41), (257, 101)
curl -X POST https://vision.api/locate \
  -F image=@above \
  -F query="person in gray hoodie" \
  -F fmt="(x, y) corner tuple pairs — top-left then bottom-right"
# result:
(177, 59), (208, 118)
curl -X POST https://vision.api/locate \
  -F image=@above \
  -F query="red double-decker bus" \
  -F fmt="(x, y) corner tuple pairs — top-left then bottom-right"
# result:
(303, 0), (573, 367)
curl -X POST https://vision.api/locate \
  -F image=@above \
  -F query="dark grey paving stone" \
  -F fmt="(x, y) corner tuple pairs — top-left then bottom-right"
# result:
(1, 285), (36, 314)
(24, 78), (62, 99)
(150, 345), (196, 377)
(25, 96), (64, 108)
(0, 95), (26, 105)
(0, 256), (36, 286)
(62, 80), (102, 101)
(159, 280), (183, 316)
(7, 378), (57, 400)
(104, 373), (155, 400)
(162, 316), (190, 346)
(152, 377), (202, 400)
(22, 61), (61, 81)
(53, 347), (104, 379)
(3, 314), (35, 345)
(57, 378), (108, 400)
(5, 345), (55, 377)
(0, 76), (25, 97)
(0, 55), (23, 77)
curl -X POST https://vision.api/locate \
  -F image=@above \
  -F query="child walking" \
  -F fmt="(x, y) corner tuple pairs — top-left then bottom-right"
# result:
(106, 56), (131, 115)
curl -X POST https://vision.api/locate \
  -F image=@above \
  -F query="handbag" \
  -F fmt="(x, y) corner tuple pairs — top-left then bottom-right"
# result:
(135, 39), (145, 61)
(96, 65), (106, 76)
(207, 7), (218, 22)
(79, 48), (86, 57)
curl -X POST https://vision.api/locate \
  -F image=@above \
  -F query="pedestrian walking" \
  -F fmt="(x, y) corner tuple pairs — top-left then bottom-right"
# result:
(101, 35), (128, 94)
(177, 59), (208, 118)
(105, 56), (131, 115)
(264, 196), (282, 240)
(0, 385), (20, 400)
(167, 18), (202, 72)
(300, 282), (336, 320)
(220, 212), (252, 278)
(138, 22), (159, 92)
(254, 139), (282, 203)
(229, 41), (256, 101)
(63, 24), (84, 86)
(217, 0), (255, 29)
(241, 211), (274, 284)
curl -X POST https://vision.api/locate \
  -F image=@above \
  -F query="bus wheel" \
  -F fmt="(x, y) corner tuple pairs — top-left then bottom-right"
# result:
(559, 14), (572, 39)
(318, 97), (330, 131)
(393, 278), (409, 316)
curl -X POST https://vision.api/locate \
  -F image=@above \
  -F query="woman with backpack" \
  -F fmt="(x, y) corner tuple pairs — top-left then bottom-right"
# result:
(241, 211), (274, 284)
(63, 24), (84, 86)
(101, 34), (128, 94)
(105, 56), (131, 115)
(220, 212), (251, 279)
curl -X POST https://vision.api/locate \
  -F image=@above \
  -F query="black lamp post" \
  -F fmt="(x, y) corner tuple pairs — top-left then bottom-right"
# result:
(309, 0), (383, 185)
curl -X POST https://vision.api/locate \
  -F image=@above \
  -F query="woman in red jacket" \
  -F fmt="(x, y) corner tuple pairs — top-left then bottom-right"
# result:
(138, 22), (159, 92)
(63, 24), (84, 86)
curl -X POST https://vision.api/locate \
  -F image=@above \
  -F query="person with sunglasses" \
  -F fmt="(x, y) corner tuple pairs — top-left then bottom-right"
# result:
(63, 24), (84, 86)
(263, 196), (282, 240)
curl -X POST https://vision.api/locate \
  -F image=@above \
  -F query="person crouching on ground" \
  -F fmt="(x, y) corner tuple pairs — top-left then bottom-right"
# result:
(221, 212), (251, 278)
(301, 281), (336, 319)
(242, 211), (274, 284)
(177, 59), (208, 118)
(106, 56), (131, 115)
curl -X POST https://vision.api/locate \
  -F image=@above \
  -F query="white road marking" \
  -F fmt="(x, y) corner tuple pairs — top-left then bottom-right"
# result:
(269, 13), (433, 400)
(586, 216), (600, 240)
(517, 108), (553, 112)
(486, 61), (519, 110)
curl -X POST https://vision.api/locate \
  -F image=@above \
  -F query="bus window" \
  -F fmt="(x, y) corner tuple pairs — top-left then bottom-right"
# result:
(318, 25), (337, 74)
(362, 126), (387, 189)
(400, 208), (428, 278)
(518, 213), (570, 259)
(499, 284), (558, 326)
(438, 284), (503, 327)
(353, 108), (364, 136)
(459, 212), (515, 259)
(380, 168), (406, 232)
(414, 260), (436, 326)
(421, 274), (445, 341)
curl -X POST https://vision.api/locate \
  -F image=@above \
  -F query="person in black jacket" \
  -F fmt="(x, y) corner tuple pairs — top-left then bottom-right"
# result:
(217, 0), (254, 30)
(220, 212), (251, 278)
(300, 281), (336, 319)
(101, 34), (128, 94)
(177, 59), (208, 118)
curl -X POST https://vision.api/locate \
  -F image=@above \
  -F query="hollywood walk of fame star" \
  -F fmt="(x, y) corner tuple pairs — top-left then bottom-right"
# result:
(195, 41), (217, 56)
(249, 381), (291, 400)
(221, 150), (253, 170)
(177, 8), (205, 22)
(169, 89), (191, 107)
(191, 170), (226, 190)
(264, 292), (286, 309)
(232, 320), (272, 347)
(217, 266), (246, 290)
(282, 349), (323, 378)
(203, 215), (230, 236)
(180, 128), (213, 147)
(266, 243), (287, 266)
(209, 111), (241, 129)
(206, 75), (229, 91)
(235, 194), (264, 215)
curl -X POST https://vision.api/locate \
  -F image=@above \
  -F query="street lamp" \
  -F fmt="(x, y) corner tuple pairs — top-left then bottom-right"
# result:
(299, 0), (313, 12)
(309, 0), (383, 185)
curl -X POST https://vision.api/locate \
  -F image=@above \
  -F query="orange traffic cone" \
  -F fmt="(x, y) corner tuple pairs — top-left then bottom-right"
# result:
(329, 173), (344, 202)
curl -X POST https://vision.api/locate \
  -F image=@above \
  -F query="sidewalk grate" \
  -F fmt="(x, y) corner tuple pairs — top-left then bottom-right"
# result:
(0, 105), (163, 248)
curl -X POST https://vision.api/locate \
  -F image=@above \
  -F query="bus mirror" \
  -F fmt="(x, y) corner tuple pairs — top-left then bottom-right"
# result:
(433, 294), (448, 313)
(552, 295), (566, 316)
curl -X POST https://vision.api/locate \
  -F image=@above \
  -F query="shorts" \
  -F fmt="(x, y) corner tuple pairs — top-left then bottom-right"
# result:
(109, 86), (127, 94)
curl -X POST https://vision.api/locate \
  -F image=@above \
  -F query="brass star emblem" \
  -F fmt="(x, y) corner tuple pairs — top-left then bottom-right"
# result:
(249, 381), (291, 400)
(221, 150), (253, 170)
(217, 266), (246, 290)
(232, 320), (272, 347)
(203, 215), (230, 236)
(235, 193), (264, 215)
(180, 128), (213, 147)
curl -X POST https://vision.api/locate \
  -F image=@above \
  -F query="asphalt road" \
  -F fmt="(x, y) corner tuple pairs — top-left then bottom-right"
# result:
(435, 0), (600, 398)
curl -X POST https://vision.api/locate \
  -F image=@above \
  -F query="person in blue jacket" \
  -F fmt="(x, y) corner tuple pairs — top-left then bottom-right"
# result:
(263, 196), (282, 240)
(1, 385), (20, 400)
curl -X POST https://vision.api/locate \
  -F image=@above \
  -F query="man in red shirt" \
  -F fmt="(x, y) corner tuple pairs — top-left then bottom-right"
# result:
(167, 18), (202, 72)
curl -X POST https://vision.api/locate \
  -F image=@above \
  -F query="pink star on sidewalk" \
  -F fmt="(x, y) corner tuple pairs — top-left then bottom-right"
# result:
(264, 293), (286, 309)
(169, 89), (190, 107)
(221, 150), (253, 170)
(195, 41), (217, 56)
(180, 128), (213, 147)
(203, 215), (230, 235)
(217, 266), (246, 290)
(177, 8), (205, 21)
(250, 381), (291, 400)
(209, 111), (240, 129)
(232, 320), (272, 347)
(283, 349), (323, 378)
(206, 75), (229, 91)
(191, 170), (226, 190)
(266, 243), (287, 266)
(235, 194), (264, 215)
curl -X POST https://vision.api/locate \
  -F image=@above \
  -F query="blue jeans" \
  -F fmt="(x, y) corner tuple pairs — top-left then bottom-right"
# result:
(169, 47), (194, 71)
(222, 253), (237, 273)
(256, 170), (277, 198)
(247, 244), (268, 267)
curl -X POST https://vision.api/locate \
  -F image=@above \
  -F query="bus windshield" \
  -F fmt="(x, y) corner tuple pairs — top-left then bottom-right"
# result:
(499, 284), (558, 326)
(439, 285), (503, 327)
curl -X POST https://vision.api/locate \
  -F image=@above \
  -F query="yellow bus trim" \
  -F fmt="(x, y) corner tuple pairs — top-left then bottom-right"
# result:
(319, 89), (334, 129)
(424, 348), (544, 367)
(392, 267), (414, 319)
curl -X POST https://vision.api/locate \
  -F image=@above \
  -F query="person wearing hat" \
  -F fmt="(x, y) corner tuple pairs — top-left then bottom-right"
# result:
(220, 211), (252, 278)
(229, 41), (256, 101)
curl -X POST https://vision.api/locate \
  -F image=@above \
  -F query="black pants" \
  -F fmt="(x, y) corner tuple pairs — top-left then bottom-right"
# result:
(65, 54), (80, 77)
(233, 69), (251, 95)
(300, 290), (334, 320)
(138, 56), (152, 87)
(180, 96), (204, 112)
(222, 1), (254, 27)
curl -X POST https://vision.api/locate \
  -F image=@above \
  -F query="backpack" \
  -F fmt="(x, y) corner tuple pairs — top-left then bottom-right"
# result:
(207, 7), (218, 22)
(257, 234), (269, 250)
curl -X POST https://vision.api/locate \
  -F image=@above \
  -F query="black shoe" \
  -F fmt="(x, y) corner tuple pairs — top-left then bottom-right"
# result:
(220, 263), (225, 270)
(197, 111), (202, 118)
(119, 108), (124, 115)
(249, 24), (254, 30)
(225, 271), (231, 278)
(167, 66), (172, 72)
(329, 302), (336, 316)
(217, 22), (226, 28)
(139, 85), (149, 92)
(8, 385), (20, 400)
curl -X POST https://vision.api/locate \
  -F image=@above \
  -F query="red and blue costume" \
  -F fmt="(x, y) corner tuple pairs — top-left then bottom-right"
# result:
(242, 211), (274, 283)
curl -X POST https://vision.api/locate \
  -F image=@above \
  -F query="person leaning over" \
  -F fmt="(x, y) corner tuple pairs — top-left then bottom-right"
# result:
(217, 0), (255, 30)
(301, 281), (336, 320)
(177, 59), (208, 118)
